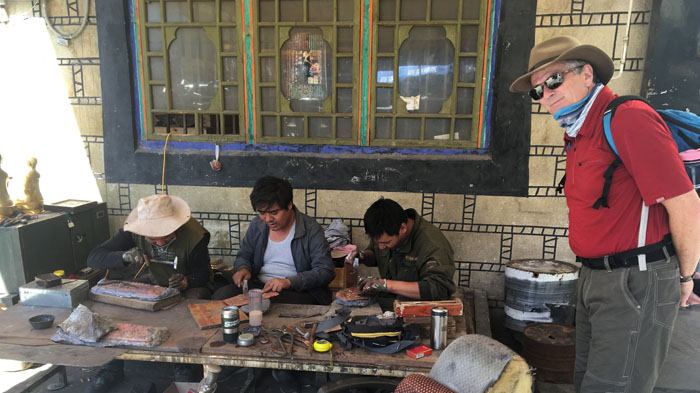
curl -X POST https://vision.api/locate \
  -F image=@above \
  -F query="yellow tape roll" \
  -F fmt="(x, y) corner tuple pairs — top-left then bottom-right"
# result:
(313, 339), (332, 352)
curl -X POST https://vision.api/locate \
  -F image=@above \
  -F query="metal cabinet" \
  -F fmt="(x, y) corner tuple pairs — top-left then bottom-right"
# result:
(64, 202), (109, 272)
(0, 203), (110, 297)
(0, 213), (75, 295)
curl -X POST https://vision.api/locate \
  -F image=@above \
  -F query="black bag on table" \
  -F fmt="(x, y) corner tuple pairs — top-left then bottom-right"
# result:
(337, 315), (421, 354)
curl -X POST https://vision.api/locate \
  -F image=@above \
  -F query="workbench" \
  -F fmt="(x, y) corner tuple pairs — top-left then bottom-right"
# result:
(0, 290), (488, 380)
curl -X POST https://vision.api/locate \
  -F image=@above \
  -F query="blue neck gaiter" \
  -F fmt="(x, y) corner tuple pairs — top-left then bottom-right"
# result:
(553, 85), (598, 128)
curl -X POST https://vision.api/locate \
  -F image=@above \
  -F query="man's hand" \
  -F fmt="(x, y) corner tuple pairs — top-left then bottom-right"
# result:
(681, 279), (700, 307)
(233, 269), (252, 287)
(345, 249), (362, 263)
(358, 276), (389, 295)
(122, 247), (146, 264)
(262, 278), (291, 293)
(168, 274), (188, 291)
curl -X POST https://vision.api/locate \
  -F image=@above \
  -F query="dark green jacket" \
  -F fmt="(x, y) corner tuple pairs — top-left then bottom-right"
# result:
(369, 209), (456, 302)
(132, 218), (209, 286)
(88, 218), (210, 288)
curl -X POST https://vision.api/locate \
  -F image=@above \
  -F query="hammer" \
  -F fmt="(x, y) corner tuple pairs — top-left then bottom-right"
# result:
(148, 256), (178, 270)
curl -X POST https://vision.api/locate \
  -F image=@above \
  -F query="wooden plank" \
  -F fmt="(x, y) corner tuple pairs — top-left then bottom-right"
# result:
(88, 292), (182, 311)
(85, 300), (218, 354)
(4, 364), (65, 393)
(188, 301), (249, 330)
(473, 288), (491, 337)
(461, 288), (476, 335)
(0, 342), (124, 368)
(393, 298), (463, 317)
(201, 302), (465, 372)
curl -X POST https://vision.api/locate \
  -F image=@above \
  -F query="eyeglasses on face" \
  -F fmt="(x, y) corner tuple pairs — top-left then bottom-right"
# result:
(529, 66), (582, 100)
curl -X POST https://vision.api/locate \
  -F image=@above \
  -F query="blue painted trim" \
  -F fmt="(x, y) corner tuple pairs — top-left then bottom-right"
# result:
(480, 0), (501, 150)
(139, 140), (487, 156)
(128, 0), (498, 157)
(128, 0), (144, 140)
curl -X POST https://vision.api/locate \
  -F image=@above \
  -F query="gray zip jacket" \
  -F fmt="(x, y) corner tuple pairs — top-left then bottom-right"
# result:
(234, 207), (335, 304)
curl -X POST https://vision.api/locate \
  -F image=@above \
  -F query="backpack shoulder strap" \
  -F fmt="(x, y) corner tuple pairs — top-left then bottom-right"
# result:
(593, 96), (650, 209)
(602, 95), (650, 155)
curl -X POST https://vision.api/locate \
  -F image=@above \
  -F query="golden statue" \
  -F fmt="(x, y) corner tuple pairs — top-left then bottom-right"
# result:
(16, 157), (43, 213)
(0, 154), (13, 216)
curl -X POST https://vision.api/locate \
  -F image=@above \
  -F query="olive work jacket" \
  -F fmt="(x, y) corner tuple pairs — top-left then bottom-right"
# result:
(87, 218), (211, 288)
(369, 209), (456, 305)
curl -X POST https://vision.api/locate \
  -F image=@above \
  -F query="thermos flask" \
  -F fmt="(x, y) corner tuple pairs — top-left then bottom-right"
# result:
(430, 306), (448, 350)
(221, 305), (240, 342)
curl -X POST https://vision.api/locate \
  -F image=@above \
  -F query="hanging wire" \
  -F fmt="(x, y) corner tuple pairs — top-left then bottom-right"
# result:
(40, 0), (90, 41)
(611, 0), (635, 80)
(161, 132), (172, 193)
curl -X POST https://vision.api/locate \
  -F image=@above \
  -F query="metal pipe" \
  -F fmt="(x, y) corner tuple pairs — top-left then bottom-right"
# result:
(197, 364), (221, 393)
(611, 0), (635, 80)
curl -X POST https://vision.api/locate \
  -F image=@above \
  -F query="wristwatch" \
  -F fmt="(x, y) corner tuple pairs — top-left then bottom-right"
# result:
(680, 273), (695, 283)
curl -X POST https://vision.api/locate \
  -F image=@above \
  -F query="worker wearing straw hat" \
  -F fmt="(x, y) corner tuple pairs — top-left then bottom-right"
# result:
(88, 194), (212, 299)
(86, 194), (212, 392)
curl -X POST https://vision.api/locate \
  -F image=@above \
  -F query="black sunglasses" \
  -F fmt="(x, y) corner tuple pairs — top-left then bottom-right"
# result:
(528, 67), (582, 100)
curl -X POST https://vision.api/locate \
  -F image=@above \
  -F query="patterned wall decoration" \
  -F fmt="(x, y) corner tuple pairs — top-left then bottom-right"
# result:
(22, 0), (652, 308)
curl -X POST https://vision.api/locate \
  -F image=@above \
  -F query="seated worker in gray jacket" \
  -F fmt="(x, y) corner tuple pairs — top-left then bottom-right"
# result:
(212, 176), (335, 305)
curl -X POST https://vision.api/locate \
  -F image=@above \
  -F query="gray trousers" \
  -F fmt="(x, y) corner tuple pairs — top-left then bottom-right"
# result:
(574, 256), (680, 393)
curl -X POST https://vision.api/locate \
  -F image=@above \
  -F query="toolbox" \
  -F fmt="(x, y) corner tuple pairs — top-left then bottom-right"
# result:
(19, 279), (89, 308)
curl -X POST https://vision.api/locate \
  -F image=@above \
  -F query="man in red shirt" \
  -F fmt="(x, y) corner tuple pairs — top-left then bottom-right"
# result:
(510, 36), (700, 393)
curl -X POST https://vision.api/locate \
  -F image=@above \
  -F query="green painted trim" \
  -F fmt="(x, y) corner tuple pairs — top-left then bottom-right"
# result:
(243, 0), (255, 144)
(479, 0), (496, 149)
(359, 0), (371, 146)
(133, 0), (146, 140)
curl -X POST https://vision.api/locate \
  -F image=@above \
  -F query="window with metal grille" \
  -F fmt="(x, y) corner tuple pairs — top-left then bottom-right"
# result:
(134, 0), (493, 151)
(256, 0), (356, 144)
(138, 0), (243, 140)
(102, 0), (531, 195)
(372, 0), (486, 149)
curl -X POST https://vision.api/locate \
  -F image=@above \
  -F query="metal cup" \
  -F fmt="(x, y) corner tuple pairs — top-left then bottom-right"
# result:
(247, 289), (263, 327)
(221, 305), (239, 342)
(430, 307), (448, 350)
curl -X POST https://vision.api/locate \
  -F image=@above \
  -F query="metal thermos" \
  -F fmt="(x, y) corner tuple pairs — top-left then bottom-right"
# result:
(430, 307), (448, 350)
(221, 306), (240, 342)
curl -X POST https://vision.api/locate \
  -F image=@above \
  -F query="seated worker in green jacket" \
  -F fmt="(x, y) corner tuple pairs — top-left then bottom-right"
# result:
(348, 198), (456, 309)
(88, 194), (212, 299)
(86, 194), (212, 392)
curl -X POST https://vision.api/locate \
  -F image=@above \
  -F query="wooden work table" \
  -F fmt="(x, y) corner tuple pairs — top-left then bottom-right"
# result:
(0, 289), (488, 378)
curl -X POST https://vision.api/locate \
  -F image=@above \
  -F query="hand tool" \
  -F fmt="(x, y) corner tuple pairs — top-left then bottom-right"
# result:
(313, 339), (332, 352)
(306, 322), (318, 354)
(148, 256), (178, 269)
(278, 313), (322, 318)
(280, 329), (308, 351)
(262, 331), (288, 358)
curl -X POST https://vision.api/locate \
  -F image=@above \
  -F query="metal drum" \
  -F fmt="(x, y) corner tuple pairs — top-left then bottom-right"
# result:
(523, 323), (576, 383)
(504, 259), (579, 332)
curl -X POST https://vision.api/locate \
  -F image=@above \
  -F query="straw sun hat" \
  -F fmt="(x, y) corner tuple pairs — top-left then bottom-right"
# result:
(124, 194), (191, 237)
(509, 36), (614, 93)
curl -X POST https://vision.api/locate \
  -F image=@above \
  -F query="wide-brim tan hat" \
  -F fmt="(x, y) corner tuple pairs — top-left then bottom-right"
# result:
(509, 36), (614, 93)
(124, 194), (191, 237)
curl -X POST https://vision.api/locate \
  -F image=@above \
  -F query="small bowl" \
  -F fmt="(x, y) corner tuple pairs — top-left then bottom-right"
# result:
(237, 333), (255, 347)
(29, 314), (55, 329)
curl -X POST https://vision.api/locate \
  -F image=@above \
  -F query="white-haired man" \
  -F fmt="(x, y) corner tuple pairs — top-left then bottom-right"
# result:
(510, 36), (700, 393)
